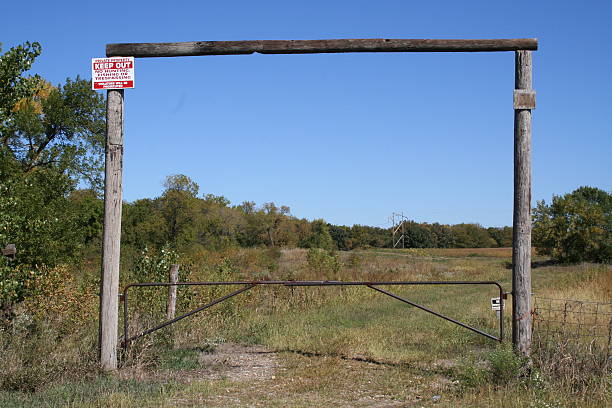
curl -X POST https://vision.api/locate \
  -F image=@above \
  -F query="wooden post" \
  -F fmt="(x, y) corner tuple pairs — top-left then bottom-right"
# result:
(512, 51), (534, 356)
(99, 89), (124, 371)
(166, 264), (180, 320)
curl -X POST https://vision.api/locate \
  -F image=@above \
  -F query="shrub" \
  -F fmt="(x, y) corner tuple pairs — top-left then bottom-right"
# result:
(21, 265), (97, 331)
(456, 343), (527, 388)
(306, 248), (342, 279)
(488, 343), (526, 384)
(1, 264), (99, 392)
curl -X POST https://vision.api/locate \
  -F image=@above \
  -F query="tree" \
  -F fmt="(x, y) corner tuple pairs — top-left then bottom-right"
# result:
(163, 174), (199, 197)
(0, 42), (106, 318)
(159, 174), (201, 247)
(0, 152), (86, 318)
(487, 226), (513, 248)
(236, 201), (266, 247)
(533, 186), (611, 263)
(451, 223), (497, 248)
(3, 76), (105, 190)
(122, 198), (167, 249)
(261, 202), (290, 247)
(329, 224), (350, 250)
(428, 223), (455, 248)
(404, 221), (435, 248)
(300, 219), (335, 250)
(0, 41), (42, 132)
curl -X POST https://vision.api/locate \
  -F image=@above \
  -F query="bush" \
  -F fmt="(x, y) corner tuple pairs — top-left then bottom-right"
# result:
(0, 264), (99, 392)
(21, 265), (97, 331)
(456, 343), (527, 388)
(306, 248), (342, 279)
(488, 343), (526, 384)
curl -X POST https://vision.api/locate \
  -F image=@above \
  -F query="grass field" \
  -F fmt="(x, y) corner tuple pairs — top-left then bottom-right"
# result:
(1, 248), (610, 407)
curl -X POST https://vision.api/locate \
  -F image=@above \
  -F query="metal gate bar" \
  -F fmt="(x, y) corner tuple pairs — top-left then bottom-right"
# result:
(121, 280), (505, 348)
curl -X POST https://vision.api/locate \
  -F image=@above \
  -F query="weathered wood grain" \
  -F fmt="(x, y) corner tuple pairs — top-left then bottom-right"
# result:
(107, 38), (538, 57)
(166, 264), (180, 321)
(2, 244), (16, 258)
(512, 50), (533, 357)
(513, 89), (536, 110)
(100, 89), (124, 371)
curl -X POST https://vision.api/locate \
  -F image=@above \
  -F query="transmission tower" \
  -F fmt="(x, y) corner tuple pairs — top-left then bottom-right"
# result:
(389, 212), (408, 249)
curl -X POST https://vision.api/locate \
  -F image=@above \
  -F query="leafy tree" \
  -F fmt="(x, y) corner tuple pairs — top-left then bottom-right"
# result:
(0, 41), (42, 132)
(159, 174), (200, 247)
(404, 221), (435, 248)
(1, 42), (105, 190)
(428, 223), (455, 248)
(203, 193), (230, 207)
(451, 223), (497, 248)
(329, 224), (350, 250)
(347, 225), (389, 249)
(122, 198), (166, 250)
(67, 189), (104, 247)
(4, 77), (105, 189)
(0, 154), (81, 268)
(261, 202), (290, 247)
(487, 226), (513, 248)
(301, 219), (335, 250)
(0, 42), (106, 318)
(306, 248), (342, 279)
(0, 153), (83, 318)
(163, 174), (199, 197)
(236, 201), (266, 247)
(199, 194), (239, 249)
(533, 186), (611, 263)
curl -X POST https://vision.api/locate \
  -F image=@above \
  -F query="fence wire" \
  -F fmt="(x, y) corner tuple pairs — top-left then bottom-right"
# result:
(532, 297), (611, 380)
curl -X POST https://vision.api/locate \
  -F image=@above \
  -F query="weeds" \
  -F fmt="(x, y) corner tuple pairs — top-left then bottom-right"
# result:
(456, 343), (526, 388)
(306, 248), (342, 279)
(0, 248), (609, 407)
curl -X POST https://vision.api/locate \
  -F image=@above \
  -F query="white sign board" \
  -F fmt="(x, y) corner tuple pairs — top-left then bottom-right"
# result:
(491, 297), (502, 311)
(92, 57), (135, 90)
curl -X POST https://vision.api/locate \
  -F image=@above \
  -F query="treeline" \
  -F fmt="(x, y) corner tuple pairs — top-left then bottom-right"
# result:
(330, 222), (512, 250)
(48, 174), (514, 256)
(116, 174), (512, 252)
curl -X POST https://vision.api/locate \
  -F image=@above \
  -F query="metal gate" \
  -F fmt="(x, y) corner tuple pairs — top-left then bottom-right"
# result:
(121, 280), (506, 348)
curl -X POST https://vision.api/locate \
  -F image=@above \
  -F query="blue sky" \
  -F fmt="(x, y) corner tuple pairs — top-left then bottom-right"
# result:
(3, 0), (611, 227)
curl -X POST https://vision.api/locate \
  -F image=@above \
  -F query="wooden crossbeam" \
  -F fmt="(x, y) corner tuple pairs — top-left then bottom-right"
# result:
(107, 38), (538, 58)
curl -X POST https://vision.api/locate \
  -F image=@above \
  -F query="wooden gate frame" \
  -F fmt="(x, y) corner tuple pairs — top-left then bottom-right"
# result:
(100, 38), (537, 370)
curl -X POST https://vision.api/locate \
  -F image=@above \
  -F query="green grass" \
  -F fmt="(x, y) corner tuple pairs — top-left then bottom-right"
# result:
(158, 348), (204, 370)
(2, 248), (610, 407)
(0, 376), (180, 408)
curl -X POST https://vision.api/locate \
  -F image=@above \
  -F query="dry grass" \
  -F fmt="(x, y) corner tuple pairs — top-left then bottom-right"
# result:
(534, 263), (612, 302)
(1, 247), (610, 407)
(424, 247), (514, 258)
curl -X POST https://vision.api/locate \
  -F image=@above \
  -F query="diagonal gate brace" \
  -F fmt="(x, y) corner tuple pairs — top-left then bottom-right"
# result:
(366, 285), (502, 342)
(121, 284), (255, 347)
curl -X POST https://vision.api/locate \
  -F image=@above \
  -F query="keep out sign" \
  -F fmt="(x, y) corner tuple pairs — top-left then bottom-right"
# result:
(92, 57), (135, 90)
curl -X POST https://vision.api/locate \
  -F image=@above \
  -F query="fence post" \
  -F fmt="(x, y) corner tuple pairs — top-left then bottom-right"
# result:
(512, 50), (534, 357)
(166, 264), (180, 320)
